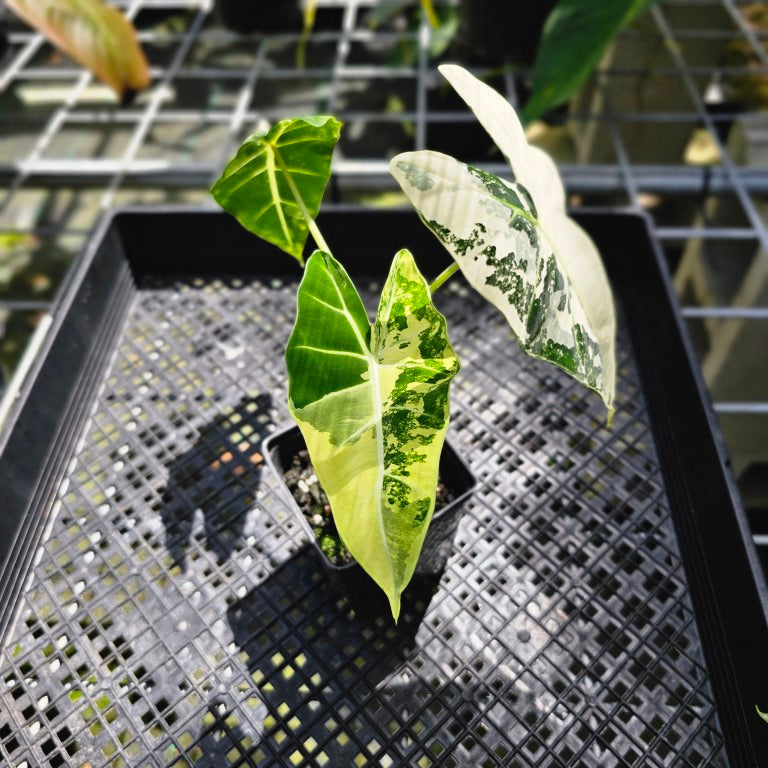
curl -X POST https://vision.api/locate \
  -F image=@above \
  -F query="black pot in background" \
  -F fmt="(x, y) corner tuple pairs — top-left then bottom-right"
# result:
(217, 0), (302, 34)
(458, 0), (558, 65)
(264, 424), (477, 621)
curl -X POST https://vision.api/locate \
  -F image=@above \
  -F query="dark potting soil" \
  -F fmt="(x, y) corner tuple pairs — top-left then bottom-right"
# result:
(283, 448), (456, 566)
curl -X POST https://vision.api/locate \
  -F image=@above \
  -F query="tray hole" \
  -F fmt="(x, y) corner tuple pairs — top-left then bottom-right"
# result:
(74, 663), (90, 679)
(163, 709), (179, 727)
(524, 735), (543, 755)
(50, 751), (69, 767)
(44, 703), (60, 721)
(667, 726), (683, 745)
(654, 740), (673, 759)
(26, 617), (44, 639)
(6, 681), (23, 702)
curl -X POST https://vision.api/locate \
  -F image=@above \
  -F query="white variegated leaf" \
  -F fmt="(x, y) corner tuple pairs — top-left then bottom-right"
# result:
(390, 150), (610, 409)
(286, 248), (459, 621)
(432, 63), (616, 413)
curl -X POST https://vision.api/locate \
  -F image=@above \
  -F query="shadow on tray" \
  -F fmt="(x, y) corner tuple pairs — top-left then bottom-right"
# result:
(203, 545), (457, 764)
(159, 392), (274, 570)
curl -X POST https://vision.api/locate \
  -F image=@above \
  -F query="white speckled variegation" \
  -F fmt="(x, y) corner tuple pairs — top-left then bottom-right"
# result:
(390, 64), (616, 415)
(286, 249), (459, 621)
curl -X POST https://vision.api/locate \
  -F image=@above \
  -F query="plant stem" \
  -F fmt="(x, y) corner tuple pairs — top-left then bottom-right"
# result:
(429, 262), (459, 293)
(274, 150), (332, 259)
(420, 0), (440, 29)
(296, 0), (317, 69)
(306, 217), (331, 258)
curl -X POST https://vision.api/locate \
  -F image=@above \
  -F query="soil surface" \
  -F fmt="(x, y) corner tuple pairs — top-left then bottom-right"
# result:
(283, 449), (455, 565)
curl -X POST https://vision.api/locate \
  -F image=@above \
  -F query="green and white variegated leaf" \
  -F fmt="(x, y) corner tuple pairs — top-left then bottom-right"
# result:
(210, 116), (341, 264)
(390, 150), (611, 410)
(286, 249), (459, 621)
(429, 63), (616, 414)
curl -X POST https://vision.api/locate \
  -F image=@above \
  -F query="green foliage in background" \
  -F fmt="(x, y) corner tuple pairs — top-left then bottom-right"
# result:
(522, 0), (660, 123)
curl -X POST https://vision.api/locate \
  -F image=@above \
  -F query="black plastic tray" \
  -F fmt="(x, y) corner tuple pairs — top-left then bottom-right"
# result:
(0, 206), (766, 766)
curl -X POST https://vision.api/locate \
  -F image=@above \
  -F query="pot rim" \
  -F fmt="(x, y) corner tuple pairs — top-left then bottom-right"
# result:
(263, 421), (477, 573)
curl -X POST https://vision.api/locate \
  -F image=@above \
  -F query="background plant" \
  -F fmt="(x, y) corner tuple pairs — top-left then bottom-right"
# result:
(522, 0), (660, 123)
(374, 0), (661, 123)
(6, 0), (149, 104)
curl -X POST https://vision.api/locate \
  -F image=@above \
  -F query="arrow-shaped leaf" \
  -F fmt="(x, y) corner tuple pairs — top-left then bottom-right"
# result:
(7, 0), (150, 104)
(211, 116), (341, 264)
(391, 64), (616, 414)
(286, 249), (459, 620)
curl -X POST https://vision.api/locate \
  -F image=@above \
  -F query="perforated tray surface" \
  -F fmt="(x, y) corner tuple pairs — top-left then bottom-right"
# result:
(0, 209), (747, 766)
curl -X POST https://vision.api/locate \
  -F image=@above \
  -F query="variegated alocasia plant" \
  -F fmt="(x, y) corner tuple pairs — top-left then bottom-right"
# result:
(212, 117), (459, 621)
(211, 65), (616, 621)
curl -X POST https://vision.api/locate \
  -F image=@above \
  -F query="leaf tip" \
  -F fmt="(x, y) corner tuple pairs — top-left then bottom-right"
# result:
(388, 592), (402, 624)
(300, 114), (343, 135)
(437, 62), (463, 81)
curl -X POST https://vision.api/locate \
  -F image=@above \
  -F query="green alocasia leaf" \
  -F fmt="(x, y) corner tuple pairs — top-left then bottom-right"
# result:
(211, 116), (341, 264)
(521, 0), (659, 123)
(286, 249), (459, 621)
(7, 0), (150, 104)
(391, 64), (616, 415)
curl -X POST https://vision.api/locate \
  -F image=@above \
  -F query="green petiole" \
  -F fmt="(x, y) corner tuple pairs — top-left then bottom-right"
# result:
(274, 150), (332, 262)
(429, 262), (459, 293)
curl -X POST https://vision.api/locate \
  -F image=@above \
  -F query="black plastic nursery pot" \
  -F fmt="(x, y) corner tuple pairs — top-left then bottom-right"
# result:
(1, 206), (767, 766)
(264, 424), (477, 619)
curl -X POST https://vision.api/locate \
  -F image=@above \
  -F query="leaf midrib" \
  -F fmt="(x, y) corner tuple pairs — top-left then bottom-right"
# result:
(264, 130), (292, 249)
(324, 264), (390, 570)
(235, 122), (318, 252)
